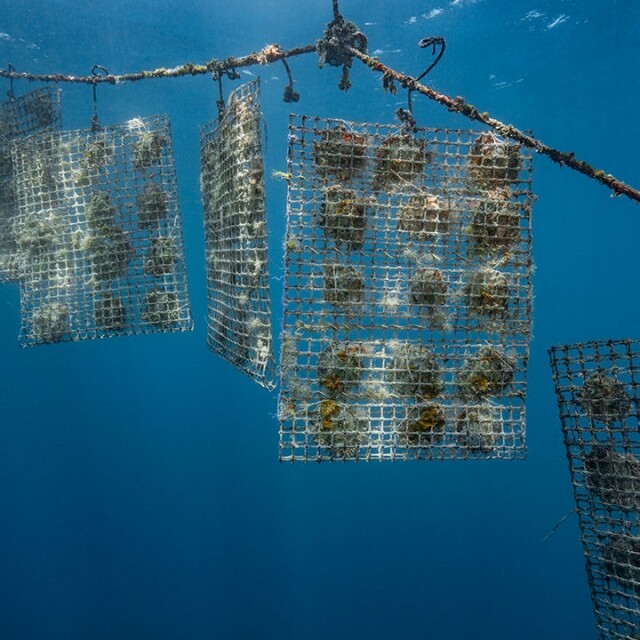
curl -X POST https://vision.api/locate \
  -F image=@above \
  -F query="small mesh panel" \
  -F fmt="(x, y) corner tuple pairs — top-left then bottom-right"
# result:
(201, 80), (276, 389)
(550, 339), (640, 640)
(280, 115), (533, 462)
(12, 115), (192, 345)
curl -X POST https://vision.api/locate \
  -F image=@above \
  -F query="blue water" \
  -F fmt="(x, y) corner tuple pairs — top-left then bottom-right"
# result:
(0, 1), (638, 638)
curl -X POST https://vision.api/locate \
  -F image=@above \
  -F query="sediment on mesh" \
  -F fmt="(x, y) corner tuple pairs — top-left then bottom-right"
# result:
(0, 87), (62, 282)
(200, 79), (276, 390)
(12, 114), (192, 346)
(549, 339), (640, 640)
(279, 115), (533, 462)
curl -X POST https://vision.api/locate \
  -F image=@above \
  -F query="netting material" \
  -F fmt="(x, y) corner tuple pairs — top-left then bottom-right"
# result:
(0, 87), (62, 281)
(200, 80), (276, 389)
(11, 115), (192, 346)
(550, 339), (640, 640)
(280, 116), (533, 462)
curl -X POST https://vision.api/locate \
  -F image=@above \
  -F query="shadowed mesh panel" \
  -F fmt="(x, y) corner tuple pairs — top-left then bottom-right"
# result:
(0, 87), (62, 281)
(550, 339), (640, 640)
(201, 80), (276, 389)
(12, 115), (192, 346)
(280, 115), (533, 462)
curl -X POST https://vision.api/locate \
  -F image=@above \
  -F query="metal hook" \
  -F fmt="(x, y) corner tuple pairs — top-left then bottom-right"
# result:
(90, 64), (109, 130)
(281, 59), (299, 103)
(212, 71), (226, 118)
(6, 64), (15, 101)
(406, 36), (446, 119)
(211, 66), (241, 118)
(416, 37), (446, 82)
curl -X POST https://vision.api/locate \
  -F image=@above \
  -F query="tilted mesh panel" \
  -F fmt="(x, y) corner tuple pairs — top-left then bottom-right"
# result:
(550, 340), (640, 640)
(0, 87), (62, 281)
(280, 116), (533, 462)
(12, 115), (192, 346)
(201, 80), (276, 389)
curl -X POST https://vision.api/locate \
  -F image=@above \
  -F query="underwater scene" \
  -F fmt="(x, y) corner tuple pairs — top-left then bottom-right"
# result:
(0, 0), (638, 638)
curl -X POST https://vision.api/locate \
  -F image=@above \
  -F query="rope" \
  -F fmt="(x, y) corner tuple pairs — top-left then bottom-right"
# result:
(349, 46), (640, 205)
(332, 0), (340, 20)
(0, 19), (637, 204)
(281, 59), (300, 103)
(0, 43), (316, 85)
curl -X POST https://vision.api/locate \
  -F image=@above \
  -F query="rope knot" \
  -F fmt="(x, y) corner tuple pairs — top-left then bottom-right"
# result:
(317, 13), (367, 91)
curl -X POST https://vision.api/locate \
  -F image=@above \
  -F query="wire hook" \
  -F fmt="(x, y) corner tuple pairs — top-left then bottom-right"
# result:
(211, 66), (241, 118)
(400, 36), (446, 127)
(416, 37), (446, 83)
(5, 64), (16, 101)
(90, 64), (109, 130)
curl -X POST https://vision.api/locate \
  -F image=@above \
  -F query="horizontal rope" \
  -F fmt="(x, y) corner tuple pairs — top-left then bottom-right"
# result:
(0, 43), (316, 85)
(349, 46), (640, 205)
(0, 34), (636, 205)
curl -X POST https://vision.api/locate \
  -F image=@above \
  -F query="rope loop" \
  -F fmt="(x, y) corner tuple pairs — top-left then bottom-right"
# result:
(281, 59), (300, 103)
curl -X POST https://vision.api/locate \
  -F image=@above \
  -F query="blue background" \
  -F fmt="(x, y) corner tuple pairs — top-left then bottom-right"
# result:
(0, 1), (638, 638)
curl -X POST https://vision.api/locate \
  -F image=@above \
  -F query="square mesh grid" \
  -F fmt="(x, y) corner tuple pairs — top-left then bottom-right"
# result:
(0, 87), (62, 281)
(200, 80), (276, 389)
(11, 115), (192, 346)
(280, 116), (533, 462)
(550, 339), (640, 640)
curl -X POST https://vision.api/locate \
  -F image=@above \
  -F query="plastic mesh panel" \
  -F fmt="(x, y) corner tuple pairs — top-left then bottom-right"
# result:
(280, 116), (533, 462)
(0, 87), (62, 281)
(550, 339), (640, 640)
(12, 115), (192, 346)
(201, 80), (275, 389)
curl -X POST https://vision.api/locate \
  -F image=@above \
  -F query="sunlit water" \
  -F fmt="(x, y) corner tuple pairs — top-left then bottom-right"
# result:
(0, 1), (638, 638)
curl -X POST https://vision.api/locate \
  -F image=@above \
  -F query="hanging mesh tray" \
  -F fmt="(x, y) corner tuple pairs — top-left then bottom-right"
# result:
(550, 339), (640, 640)
(0, 87), (62, 282)
(200, 79), (276, 389)
(11, 114), (192, 346)
(280, 115), (534, 462)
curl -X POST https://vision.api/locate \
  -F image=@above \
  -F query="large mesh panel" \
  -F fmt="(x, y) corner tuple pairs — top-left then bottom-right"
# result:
(280, 116), (533, 462)
(550, 339), (640, 640)
(200, 80), (276, 389)
(12, 115), (192, 346)
(0, 87), (62, 281)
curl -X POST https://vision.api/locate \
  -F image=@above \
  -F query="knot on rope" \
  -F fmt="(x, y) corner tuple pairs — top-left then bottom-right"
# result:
(317, 13), (367, 91)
